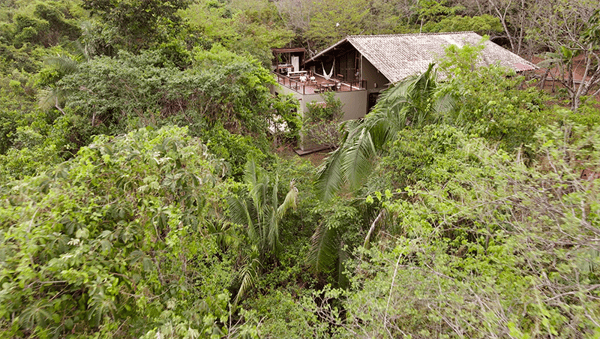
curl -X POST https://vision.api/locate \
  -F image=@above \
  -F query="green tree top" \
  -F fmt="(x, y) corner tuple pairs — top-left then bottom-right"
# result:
(83, 0), (190, 50)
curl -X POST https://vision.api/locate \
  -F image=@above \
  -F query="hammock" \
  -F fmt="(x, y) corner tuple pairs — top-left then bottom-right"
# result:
(319, 60), (335, 80)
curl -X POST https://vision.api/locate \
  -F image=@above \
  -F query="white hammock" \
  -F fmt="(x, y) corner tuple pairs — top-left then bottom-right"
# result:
(319, 60), (335, 80)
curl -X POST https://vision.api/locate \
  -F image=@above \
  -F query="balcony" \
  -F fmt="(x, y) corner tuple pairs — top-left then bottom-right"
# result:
(274, 72), (366, 95)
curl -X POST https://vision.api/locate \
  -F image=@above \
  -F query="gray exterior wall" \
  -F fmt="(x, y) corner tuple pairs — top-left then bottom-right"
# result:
(331, 90), (368, 121)
(272, 81), (368, 150)
(361, 56), (390, 93)
(272, 83), (368, 121)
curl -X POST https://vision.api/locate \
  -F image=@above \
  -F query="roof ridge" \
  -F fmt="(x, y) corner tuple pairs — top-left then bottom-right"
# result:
(347, 31), (478, 39)
(307, 32), (481, 63)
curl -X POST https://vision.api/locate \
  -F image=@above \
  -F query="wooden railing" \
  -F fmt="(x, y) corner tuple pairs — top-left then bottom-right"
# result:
(274, 73), (366, 94)
(341, 80), (367, 92)
(275, 73), (308, 94)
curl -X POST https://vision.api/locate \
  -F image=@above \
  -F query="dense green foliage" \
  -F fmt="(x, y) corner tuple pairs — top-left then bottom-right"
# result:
(82, 0), (189, 51)
(316, 63), (449, 200)
(341, 123), (600, 337)
(54, 47), (281, 135)
(302, 91), (344, 149)
(1, 127), (234, 337)
(181, 0), (294, 66)
(0, 0), (599, 337)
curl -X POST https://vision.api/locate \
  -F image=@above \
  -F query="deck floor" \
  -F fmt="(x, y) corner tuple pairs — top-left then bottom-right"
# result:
(275, 73), (364, 94)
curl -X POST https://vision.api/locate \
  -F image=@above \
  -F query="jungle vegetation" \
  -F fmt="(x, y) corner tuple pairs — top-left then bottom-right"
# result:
(0, 0), (599, 338)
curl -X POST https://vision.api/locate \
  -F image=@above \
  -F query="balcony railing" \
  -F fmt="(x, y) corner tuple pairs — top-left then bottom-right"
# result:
(274, 72), (366, 95)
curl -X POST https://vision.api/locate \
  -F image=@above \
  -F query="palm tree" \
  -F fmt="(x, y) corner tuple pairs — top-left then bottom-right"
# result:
(315, 63), (451, 200)
(308, 64), (451, 277)
(38, 54), (80, 114)
(228, 159), (298, 303)
(308, 220), (348, 286)
(38, 22), (98, 114)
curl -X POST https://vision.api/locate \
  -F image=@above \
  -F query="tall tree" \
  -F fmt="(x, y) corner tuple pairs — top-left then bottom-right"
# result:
(449, 0), (536, 54)
(82, 0), (190, 50)
(484, 0), (529, 54)
(228, 159), (298, 302)
(305, 0), (370, 51)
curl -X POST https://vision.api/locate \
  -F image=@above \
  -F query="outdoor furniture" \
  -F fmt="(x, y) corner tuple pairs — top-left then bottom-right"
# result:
(321, 82), (336, 91)
(288, 70), (308, 78)
(276, 63), (293, 74)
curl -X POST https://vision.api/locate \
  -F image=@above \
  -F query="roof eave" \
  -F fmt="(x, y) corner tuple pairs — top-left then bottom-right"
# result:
(514, 62), (538, 72)
(305, 37), (350, 63)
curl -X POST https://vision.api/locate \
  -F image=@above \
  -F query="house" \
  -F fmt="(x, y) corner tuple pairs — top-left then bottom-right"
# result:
(272, 47), (306, 75)
(271, 32), (537, 150)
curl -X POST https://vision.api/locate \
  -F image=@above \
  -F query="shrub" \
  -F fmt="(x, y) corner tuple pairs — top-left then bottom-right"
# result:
(332, 122), (600, 338)
(302, 91), (344, 149)
(0, 126), (235, 337)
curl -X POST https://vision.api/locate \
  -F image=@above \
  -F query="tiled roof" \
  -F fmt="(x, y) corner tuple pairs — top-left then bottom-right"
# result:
(308, 32), (537, 83)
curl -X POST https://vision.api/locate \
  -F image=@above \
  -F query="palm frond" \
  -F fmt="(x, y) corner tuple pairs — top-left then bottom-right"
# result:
(234, 258), (259, 305)
(277, 182), (298, 218)
(432, 91), (455, 116)
(244, 158), (260, 186)
(227, 197), (257, 242)
(406, 64), (440, 126)
(250, 182), (266, 213)
(271, 174), (279, 211)
(308, 223), (341, 272)
(362, 113), (395, 150)
(315, 147), (346, 201)
(315, 64), (443, 199)
(377, 76), (411, 106)
(341, 128), (377, 190)
(267, 208), (279, 253)
(337, 245), (349, 288)
(38, 88), (66, 112)
(45, 55), (79, 75)
(227, 196), (251, 226)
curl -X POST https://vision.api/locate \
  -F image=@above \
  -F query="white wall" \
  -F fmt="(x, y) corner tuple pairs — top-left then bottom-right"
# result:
(274, 87), (368, 120)
(272, 81), (369, 150)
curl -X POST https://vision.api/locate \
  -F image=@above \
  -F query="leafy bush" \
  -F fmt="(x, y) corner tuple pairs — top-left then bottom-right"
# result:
(241, 290), (328, 338)
(181, 0), (294, 67)
(54, 48), (298, 153)
(302, 91), (344, 149)
(81, 0), (188, 51)
(439, 41), (549, 151)
(4, 1), (81, 48)
(317, 122), (600, 338)
(0, 112), (72, 182)
(370, 124), (481, 191)
(0, 126), (236, 337)
(0, 70), (75, 183)
(227, 159), (299, 302)
(203, 124), (271, 178)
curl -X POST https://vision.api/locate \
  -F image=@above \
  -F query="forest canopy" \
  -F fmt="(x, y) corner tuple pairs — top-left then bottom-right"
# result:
(0, 0), (599, 338)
